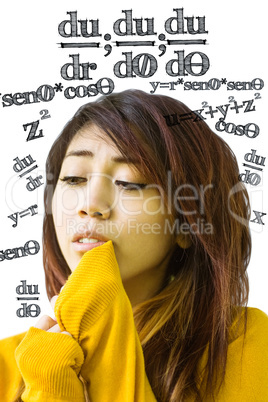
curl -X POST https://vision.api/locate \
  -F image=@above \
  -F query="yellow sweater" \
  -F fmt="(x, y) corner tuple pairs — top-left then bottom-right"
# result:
(0, 241), (268, 401)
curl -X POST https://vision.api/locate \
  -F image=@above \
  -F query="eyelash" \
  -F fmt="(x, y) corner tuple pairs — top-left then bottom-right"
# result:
(115, 180), (147, 191)
(60, 176), (147, 191)
(60, 176), (87, 185)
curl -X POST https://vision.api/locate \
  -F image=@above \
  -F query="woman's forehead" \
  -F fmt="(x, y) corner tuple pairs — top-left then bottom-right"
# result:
(67, 124), (121, 155)
(62, 125), (142, 176)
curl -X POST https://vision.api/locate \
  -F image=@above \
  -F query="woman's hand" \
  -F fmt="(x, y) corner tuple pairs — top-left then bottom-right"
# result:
(15, 294), (86, 401)
(34, 293), (71, 336)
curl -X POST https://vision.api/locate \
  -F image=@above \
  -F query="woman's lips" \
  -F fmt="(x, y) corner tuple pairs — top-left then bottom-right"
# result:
(71, 231), (109, 252)
(72, 239), (106, 252)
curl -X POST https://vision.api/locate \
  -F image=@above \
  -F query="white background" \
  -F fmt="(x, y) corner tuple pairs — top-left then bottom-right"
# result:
(0, 0), (267, 339)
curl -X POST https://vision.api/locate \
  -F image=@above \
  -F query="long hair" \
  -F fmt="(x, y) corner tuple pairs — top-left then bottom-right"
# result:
(15, 89), (251, 401)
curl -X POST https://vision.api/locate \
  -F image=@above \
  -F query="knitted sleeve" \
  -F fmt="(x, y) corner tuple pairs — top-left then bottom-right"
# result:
(0, 332), (25, 401)
(54, 240), (156, 401)
(15, 327), (85, 401)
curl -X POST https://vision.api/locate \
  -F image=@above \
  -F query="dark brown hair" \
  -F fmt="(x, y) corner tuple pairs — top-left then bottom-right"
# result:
(38, 90), (250, 401)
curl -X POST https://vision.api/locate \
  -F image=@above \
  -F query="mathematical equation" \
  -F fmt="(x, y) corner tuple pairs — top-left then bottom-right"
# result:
(6, 110), (50, 227)
(16, 280), (40, 318)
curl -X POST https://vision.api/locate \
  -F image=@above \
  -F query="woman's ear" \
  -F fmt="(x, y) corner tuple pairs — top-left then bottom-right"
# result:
(176, 233), (192, 249)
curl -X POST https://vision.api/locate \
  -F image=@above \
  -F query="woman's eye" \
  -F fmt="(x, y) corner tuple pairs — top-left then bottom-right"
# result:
(60, 176), (87, 186)
(115, 180), (147, 191)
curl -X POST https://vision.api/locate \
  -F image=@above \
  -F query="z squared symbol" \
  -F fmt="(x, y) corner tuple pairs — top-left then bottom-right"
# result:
(23, 120), (44, 142)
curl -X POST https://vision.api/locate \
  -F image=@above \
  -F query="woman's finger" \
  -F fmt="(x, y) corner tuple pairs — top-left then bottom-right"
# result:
(47, 323), (61, 333)
(47, 324), (72, 337)
(34, 315), (57, 331)
(61, 331), (72, 337)
(34, 317), (72, 337)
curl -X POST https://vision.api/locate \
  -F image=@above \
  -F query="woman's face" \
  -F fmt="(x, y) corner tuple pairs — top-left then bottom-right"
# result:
(52, 125), (177, 303)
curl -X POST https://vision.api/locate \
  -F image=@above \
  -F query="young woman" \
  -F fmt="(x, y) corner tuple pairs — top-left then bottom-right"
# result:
(0, 89), (267, 401)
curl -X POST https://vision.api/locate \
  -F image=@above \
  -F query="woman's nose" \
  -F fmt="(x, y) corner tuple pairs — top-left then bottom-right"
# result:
(77, 174), (112, 220)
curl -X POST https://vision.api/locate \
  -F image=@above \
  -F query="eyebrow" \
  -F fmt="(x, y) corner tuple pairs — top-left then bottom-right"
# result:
(64, 149), (140, 165)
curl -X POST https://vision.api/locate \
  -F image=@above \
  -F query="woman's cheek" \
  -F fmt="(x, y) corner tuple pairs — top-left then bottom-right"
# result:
(52, 186), (81, 226)
(117, 193), (144, 216)
(117, 190), (166, 218)
(61, 187), (82, 213)
(142, 194), (166, 216)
